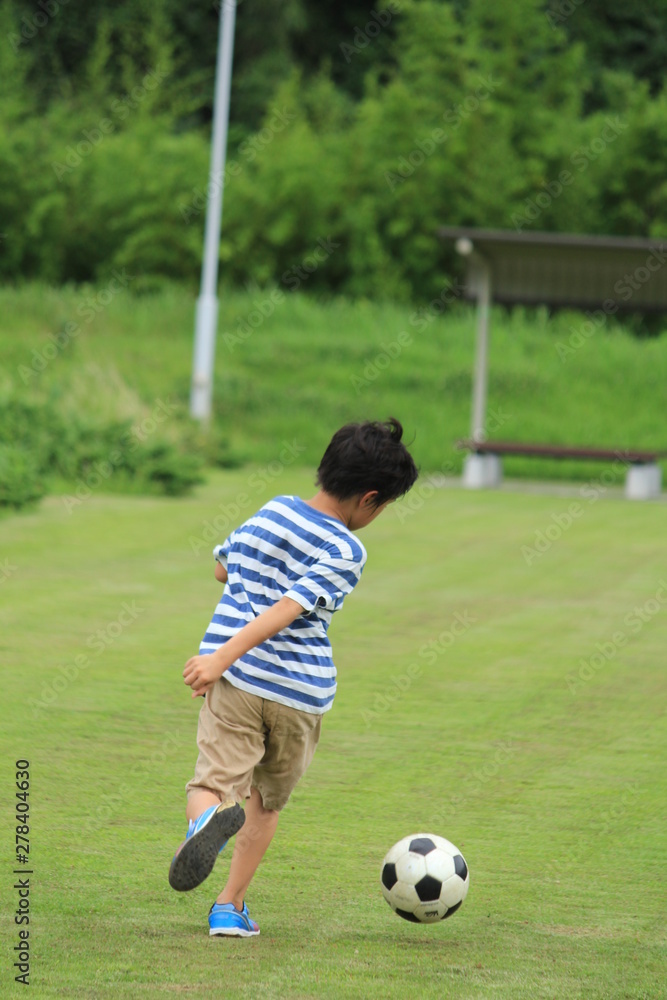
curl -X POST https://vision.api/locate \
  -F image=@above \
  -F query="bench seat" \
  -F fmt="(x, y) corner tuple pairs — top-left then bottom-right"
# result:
(457, 440), (667, 499)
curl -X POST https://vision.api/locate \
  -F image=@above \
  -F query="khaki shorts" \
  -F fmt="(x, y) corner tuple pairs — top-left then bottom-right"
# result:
(185, 674), (322, 811)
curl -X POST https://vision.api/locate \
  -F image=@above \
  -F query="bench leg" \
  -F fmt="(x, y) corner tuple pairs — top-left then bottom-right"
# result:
(462, 453), (503, 489)
(625, 463), (662, 500)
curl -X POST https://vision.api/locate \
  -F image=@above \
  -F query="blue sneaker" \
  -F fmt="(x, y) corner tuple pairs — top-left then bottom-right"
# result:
(209, 901), (260, 938)
(169, 800), (245, 892)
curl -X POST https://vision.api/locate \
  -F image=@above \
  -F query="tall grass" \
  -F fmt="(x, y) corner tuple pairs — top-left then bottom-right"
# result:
(2, 282), (666, 483)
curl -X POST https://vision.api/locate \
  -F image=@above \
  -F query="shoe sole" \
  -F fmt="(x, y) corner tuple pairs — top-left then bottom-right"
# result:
(169, 801), (245, 892)
(209, 926), (260, 938)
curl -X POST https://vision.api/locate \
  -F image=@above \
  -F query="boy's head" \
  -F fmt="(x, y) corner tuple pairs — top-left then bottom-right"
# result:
(316, 418), (418, 508)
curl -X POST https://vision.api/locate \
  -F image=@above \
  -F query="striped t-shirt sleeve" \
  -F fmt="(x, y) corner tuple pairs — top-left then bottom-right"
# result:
(285, 544), (366, 613)
(213, 534), (234, 569)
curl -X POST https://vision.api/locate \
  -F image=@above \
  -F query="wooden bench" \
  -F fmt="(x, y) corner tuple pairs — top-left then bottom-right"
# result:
(457, 440), (667, 499)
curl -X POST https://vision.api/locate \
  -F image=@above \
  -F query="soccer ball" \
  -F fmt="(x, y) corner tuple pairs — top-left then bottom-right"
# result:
(381, 833), (469, 923)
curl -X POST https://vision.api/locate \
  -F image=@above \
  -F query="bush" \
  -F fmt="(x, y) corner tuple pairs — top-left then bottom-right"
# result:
(131, 440), (204, 496)
(0, 376), (204, 510)
(0, 446), (44, 508)
(4, 1), (667, 300)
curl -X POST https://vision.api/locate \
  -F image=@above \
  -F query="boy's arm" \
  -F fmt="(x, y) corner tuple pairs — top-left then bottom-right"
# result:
(214, 562), (228, 583)
(183, 595), (305, 698)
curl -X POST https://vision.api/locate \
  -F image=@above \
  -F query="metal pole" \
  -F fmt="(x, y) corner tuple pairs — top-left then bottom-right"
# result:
(471, 255), (491, 442)
(455, 238), (492, 443)
(190, 0), (237, 422)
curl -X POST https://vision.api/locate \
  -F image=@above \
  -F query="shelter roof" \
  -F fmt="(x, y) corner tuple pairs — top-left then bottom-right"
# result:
(437, 226), (667, 311)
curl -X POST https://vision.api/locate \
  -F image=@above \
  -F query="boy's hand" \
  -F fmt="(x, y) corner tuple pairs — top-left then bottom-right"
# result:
(183, 596), (305, 700)
(183, 652), (227, 698)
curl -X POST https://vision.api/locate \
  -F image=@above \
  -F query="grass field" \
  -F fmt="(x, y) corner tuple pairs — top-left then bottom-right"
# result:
(2, 283), (667, 483)
(2, 468), (665, 998)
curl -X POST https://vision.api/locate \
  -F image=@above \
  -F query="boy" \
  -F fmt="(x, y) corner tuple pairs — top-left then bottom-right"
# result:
(169, 418), (418, 937)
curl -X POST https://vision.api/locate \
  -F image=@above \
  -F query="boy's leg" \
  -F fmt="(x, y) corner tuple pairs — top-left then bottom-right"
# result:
(186, 787), (221, 823)
(172, 679), (265, 893)
(212, 702), (321, 911)
(169, 794), (245, 892)
(216, 787), (279, 910)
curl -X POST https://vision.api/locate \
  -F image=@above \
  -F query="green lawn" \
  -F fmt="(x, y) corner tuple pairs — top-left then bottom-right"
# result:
(2, 470), (666, 998)
(2, 283), (667, 483)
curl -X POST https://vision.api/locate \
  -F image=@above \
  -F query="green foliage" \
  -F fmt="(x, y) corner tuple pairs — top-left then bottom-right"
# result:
(0, 371), (203, 509)
(219, 0), (596, 298)
(3, 0), (667, 297)
(548, 0), (667, 109)
(0, 445), (44, 507)
(124, 438), (205, 497)
(7, 0), (307, 130)
(585, 79), (667, 237)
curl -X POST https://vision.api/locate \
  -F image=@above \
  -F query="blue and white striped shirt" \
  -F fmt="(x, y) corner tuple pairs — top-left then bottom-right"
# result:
(199, 495), (367, 714)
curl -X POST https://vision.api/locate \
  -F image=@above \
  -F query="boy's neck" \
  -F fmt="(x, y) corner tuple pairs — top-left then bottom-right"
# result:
(305, 491), (349, 526)
(305, 489), (387, 531)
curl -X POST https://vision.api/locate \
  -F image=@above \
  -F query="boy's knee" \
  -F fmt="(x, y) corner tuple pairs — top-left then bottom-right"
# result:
(252, 785), (282, 813)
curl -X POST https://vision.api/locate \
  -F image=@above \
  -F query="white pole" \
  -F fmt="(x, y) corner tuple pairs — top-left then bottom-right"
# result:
(471, 255), (491, 442)
(190, 0), (237, 422)
(455, 238), (491, 442)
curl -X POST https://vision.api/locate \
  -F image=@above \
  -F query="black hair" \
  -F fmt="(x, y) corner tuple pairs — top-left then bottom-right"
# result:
(316, 418), (419, 507)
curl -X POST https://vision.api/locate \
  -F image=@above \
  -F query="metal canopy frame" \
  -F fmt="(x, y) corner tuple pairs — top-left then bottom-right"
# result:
(437, 226), (667, 443)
